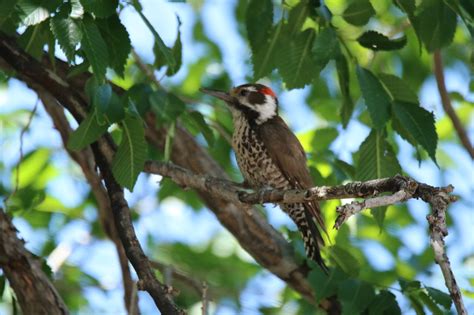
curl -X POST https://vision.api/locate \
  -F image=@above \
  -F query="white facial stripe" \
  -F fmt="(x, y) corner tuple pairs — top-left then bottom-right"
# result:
(255, 94), (277, 124)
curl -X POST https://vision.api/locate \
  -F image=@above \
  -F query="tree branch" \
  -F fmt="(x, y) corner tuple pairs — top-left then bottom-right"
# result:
(1, 34), (333, 311)
(150, 260), (204, 298)
(433, 50), (474, 159)
(144, 160), (466, 312)
(38, 91), (139, 314)
(0, 209), (69, 315)
(91, 144), (184, 315)
(0, 32), (182, 315)
(417, 185), (467, 314)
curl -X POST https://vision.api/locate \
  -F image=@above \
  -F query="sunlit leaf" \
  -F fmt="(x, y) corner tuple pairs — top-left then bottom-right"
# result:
(18, 0), (50, 26)
(11, 149), (50, 189)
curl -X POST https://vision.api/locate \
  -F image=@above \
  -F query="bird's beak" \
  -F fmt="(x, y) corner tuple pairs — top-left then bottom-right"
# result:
(200, 88), (234, 103)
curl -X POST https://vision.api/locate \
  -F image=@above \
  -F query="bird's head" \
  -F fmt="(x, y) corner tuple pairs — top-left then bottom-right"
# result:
(201, 83), (278, 124)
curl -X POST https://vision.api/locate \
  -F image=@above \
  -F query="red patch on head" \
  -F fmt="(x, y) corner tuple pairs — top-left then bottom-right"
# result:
(260, 87), (276, 97)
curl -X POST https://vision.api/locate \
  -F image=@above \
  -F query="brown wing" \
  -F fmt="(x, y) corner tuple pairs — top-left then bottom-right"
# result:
(256, 116), (326, 231)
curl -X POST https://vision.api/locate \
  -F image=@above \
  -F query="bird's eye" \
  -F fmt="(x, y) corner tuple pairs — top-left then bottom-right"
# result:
(239, 89), (248, 97)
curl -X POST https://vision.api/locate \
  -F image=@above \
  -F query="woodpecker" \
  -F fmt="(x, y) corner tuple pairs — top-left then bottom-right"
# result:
(201, 83), (327, 271)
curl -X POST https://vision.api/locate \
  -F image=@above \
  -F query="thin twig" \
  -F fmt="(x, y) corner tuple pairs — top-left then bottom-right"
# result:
(150, 260), (204, 297)
(333, 189), (412, 229)
(201, 282), (209, 315)
(418, 185), (467, 315)
(128, 282), (138, 315)
(3, 99), (39, 207)
(132, 49), (162, 88)
(433, 50), (474, 159)
(208, 121), (232, 145)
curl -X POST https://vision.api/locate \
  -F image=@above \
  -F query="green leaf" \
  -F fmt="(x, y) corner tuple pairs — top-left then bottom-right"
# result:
(80, 15), (109, 82)
(357, 31), (407, 51)
(368, 290), (401, 315)
(167, 18), (182, 75)
(370, 206), (387, 230)
(127, 83), (153, 116)
(399, 279), (421, 291)
(329, 245), (360, 277)
(311, 127), (338, 153)
(413, 0), (457, 52)
(276, 29), (317, 89)
(356, 129), (401, 181)
(287, 0), (313, 35)
(394, 0), (415, 17)
(0, 0), (18, 26)
(80, 0), (118, 18)
(18, 0), (50, 26)
(378, 73), (419, 104)
(70, 0), (84, 18)
(246, 0), (273, 52)
(313, 27), (339, 69)
(342, 0), (375, 26)
(18, 22), (51, 59)
(111, 114), (147, 191)
(11, 149), (50, 189)
(93, 83), (112, 114)
(336, 54), (353, 128)
(67, 109), (108, 151)
(97, 15), (131, 76)
(149, 90), (186, 122)
(333, 159), (356, 179)
(164, 121), (176, 162)
(425, 287), (452, 310)
(418, 291), (443, 315)
(106, 92), (125, 123)
(308, 267), (350, 302)
(356, 66), (391, 129)
(50, 15), (82, 61)
(181, 111), (215, 147)
(392, 101), (437, 164)
(136, 9), (175, 70)
(252, 22), (283, 80)
(338, 280), (376, 315)
(155, 16), (182, 76)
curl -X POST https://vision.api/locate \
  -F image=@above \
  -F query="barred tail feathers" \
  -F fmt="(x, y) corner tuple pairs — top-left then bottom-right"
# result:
(283, 203), (328, 273)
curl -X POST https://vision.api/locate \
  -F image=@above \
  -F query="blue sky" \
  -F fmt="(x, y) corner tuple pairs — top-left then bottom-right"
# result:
(0, 0), (473, 314)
